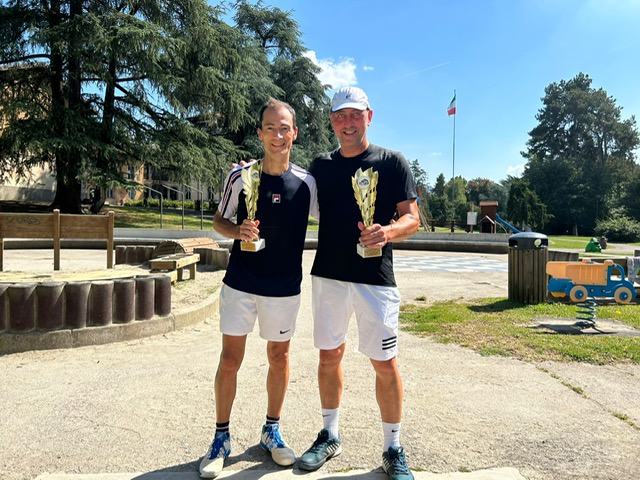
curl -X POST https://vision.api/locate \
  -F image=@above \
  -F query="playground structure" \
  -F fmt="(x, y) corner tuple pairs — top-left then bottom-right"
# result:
(546, 259), (637, 304)
(477, 201), (521, 234)
(495, 214), (521, 234)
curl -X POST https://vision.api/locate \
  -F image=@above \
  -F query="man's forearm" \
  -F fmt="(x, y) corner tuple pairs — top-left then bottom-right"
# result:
(213, 215), (241, 240)
(386, 213), (420, 242)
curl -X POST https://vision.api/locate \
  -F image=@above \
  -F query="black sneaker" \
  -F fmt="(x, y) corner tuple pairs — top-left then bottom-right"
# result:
(298, 429), (342, 471)
(382, 446), (414, 480)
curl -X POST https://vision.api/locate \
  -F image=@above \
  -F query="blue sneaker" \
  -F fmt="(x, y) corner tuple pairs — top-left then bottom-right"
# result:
(382, 446), (414, 480)
(260, 423), (296, 466)
(298, 429), (342, 471)
(199, 431), (231, 478)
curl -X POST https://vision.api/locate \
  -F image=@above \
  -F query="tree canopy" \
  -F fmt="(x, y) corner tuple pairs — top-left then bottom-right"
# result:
(522, 72), (639, 234)
(0, 0), (332, 212)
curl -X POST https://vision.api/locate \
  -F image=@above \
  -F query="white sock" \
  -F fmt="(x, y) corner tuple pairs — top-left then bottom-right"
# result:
(383, 422), (401, 450)
(322, 408), (340, 440)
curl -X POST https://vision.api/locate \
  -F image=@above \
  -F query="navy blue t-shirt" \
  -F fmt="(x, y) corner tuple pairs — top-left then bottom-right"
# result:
(218, 161), (318, 297)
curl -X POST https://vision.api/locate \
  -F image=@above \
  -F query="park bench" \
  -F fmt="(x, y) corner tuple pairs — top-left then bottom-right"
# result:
(0, 209), (114, 271)
(149, 253), (200, 282)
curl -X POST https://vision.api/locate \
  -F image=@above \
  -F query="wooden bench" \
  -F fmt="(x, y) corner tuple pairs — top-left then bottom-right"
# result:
(149, 253), (200, 282)
(0, 209), (114, 271)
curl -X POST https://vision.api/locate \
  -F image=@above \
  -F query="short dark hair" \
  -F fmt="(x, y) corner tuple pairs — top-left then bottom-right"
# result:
(259, 98), (297, 127)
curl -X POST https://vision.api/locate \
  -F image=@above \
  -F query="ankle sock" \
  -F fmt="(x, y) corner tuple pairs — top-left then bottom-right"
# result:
(322, 408), (340, 440)
(215, 421), (230, 435)
(383, 422), (401, 450)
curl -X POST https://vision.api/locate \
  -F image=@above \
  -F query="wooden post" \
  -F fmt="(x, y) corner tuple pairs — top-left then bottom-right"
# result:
(53, 209), (61, 270)
(106, 210), (114, 269)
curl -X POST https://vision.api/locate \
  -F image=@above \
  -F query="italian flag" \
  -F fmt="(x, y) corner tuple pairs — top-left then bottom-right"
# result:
(447, 94), (456, 116)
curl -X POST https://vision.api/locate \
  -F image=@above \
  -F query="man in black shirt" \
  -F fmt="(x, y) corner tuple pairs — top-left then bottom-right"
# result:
(299, 86), (419, 480)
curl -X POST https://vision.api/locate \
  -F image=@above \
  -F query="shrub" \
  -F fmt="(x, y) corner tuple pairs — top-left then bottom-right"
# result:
(126, 199), (197, 209)
(594, 216), (640, 243)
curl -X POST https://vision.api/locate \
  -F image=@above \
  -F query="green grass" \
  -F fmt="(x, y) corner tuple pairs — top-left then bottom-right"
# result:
(109, 205), (320, 230)
(549, 235), (640, 256)
(548, 235), (595, 250)
(110, 206), (212, 230)
(400, 298), (640, 365)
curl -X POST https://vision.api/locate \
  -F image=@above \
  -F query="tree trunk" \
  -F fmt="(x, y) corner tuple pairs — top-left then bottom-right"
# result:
(47, 0), (85, 214)
(51, 181), (83, 214)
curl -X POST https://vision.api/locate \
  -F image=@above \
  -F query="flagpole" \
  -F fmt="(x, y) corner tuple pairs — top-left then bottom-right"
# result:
(451, 89), (456, 204)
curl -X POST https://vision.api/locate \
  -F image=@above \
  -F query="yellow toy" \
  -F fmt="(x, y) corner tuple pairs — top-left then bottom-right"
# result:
(546, 259), (636, 304)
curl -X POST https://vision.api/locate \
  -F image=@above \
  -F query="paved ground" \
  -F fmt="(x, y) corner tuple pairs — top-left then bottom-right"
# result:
(1, 248), (640, 480)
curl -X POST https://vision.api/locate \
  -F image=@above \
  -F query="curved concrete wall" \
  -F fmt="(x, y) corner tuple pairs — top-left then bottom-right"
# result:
(0, 275), (172, 354)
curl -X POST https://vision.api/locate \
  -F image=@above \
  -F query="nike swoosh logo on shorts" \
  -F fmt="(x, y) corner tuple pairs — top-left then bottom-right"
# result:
(280, 329), (291, 334)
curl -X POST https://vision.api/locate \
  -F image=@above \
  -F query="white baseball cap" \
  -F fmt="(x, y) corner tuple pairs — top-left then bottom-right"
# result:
(330, 86), (370, 112)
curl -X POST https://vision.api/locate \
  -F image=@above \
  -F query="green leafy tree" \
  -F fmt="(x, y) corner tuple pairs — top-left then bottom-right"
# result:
(620, 166), (640, 220)
(409, 159), (430, 227)
(429, 173), (449, 225)
(522, 72), (639, 234)
(433, 172), (446, 197)
(0, 0), (333, 212)
(232, 0), (333, 167)
(466, 177), (507, 209)
(445, 175), (467, 225)
(499, 175), (521, 214)
(428, 195), (448, 226)
(506, 178), (549, 231)
(0, 0), (253, 212)
(409, 159), (428, 192)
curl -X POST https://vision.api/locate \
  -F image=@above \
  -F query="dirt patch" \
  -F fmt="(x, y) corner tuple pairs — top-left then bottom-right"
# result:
(170, 266), (225, 308)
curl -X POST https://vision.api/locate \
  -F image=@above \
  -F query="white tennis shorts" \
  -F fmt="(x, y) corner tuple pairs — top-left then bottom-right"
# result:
(219, 284), (300, 342)
(311, 276), (401, 361)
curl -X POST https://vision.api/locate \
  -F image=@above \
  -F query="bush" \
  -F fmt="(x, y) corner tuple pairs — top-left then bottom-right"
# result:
(126, 199), (196, 209)
(594, 216), (640, 243)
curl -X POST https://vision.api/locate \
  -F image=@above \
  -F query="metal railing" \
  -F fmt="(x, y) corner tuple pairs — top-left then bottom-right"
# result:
(136, 183), (164, 229)
(162, 184), (185, 229)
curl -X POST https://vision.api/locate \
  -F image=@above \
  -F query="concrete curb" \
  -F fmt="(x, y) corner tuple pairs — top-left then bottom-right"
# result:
(0, 288), (219, 355)
(35, 467), (527, 479)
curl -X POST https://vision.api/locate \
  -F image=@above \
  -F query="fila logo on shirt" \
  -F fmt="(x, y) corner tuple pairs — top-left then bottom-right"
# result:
(272, 194), (281, 204)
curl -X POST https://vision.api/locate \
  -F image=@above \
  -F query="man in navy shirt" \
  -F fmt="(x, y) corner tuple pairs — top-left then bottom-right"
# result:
(199, 98), (318, 478)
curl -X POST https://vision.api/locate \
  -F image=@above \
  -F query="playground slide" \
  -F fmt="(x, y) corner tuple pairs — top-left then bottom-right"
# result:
(495, 214), (521, 234)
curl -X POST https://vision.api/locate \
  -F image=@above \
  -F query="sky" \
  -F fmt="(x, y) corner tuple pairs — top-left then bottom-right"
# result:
(234, 0), (640, 185)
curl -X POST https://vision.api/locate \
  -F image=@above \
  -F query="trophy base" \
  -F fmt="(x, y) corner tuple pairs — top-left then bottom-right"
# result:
(241, 239), (265, 252)
(357, 244), (382, 258)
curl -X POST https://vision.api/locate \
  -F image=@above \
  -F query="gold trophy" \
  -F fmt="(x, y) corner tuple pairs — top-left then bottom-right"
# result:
(352, 167), (382, 258)
(240, 162), (265, 252)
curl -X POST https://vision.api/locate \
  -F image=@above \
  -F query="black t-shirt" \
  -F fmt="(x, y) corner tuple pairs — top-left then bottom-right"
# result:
(219, 162), (318, 297)
(309, 144), (417, 287)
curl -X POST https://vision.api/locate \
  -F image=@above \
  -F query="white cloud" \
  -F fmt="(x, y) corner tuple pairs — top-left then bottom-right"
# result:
(507, 164), (525, 177)
(303, 50), (358, 90)
(363, 65), (375, 72)
(431, 152), (443, 157)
